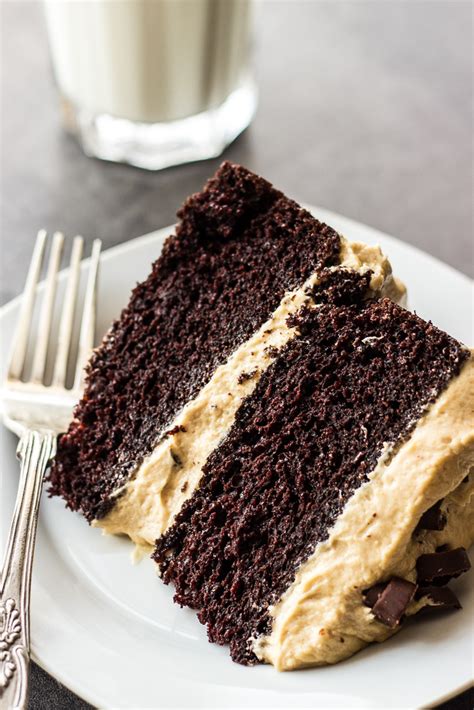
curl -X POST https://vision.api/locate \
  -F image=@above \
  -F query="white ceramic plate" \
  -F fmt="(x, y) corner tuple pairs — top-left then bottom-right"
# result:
(1, 208), (473, 709)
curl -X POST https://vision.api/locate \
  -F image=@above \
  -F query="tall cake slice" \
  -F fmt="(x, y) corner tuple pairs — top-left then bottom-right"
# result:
(49, 162), (473, 670)
(49, 161), (404, 542)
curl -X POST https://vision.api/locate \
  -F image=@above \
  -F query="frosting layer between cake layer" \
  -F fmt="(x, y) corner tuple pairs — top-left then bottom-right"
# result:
(96, 239), (404, 546)
(254, 354), (474, 669)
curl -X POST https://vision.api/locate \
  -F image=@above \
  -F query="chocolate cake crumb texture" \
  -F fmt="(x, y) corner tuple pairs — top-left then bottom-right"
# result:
(48, 162), (340, 520)
(154, 296), (468, 664)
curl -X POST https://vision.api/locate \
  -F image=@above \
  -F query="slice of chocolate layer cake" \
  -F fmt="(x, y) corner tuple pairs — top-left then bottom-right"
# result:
(48, 162), (404, 546)
(154, 292), (473, 670)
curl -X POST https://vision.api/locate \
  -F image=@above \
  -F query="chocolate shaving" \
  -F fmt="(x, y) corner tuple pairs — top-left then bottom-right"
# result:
(170, 449), (182, 466)
(415, 500), (446, 532)
(415, 585), (462, 613)
(371, 577), (417, 628)
(363, 582), (387, 608)
(164, 425), (187, 437)
(416, 547), (471, 585)
(237, 369), (258, 385)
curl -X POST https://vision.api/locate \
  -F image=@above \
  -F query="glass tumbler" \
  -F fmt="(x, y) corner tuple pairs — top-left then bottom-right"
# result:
(44, 0), (257, 170)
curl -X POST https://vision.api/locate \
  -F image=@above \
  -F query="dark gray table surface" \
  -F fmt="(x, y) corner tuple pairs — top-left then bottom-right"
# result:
(1, 1), (472, 708)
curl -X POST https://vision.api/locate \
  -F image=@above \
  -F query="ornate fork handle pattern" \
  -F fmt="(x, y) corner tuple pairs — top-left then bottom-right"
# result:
(0, 431), (56, 710)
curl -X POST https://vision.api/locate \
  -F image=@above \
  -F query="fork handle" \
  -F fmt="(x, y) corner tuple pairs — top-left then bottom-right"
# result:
(0, 431), (56, 710)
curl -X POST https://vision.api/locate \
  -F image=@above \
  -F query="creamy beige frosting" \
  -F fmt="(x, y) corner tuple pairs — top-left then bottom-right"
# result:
(95, 238), (405, 546)
(253, 354), (474, 670)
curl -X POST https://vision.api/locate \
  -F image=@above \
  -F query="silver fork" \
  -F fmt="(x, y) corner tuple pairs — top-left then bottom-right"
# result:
(0, 231), (101, 710)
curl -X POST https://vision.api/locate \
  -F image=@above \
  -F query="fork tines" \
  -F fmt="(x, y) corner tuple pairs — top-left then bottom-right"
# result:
(8, 230), (101, 391)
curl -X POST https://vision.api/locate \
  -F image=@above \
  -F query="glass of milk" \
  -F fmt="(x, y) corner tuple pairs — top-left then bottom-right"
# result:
(44, 0), (257, 170)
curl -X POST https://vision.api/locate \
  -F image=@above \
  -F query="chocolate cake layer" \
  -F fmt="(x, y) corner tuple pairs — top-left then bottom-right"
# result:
(154, 296), (468, 665)
(48, 162), (341, 521)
